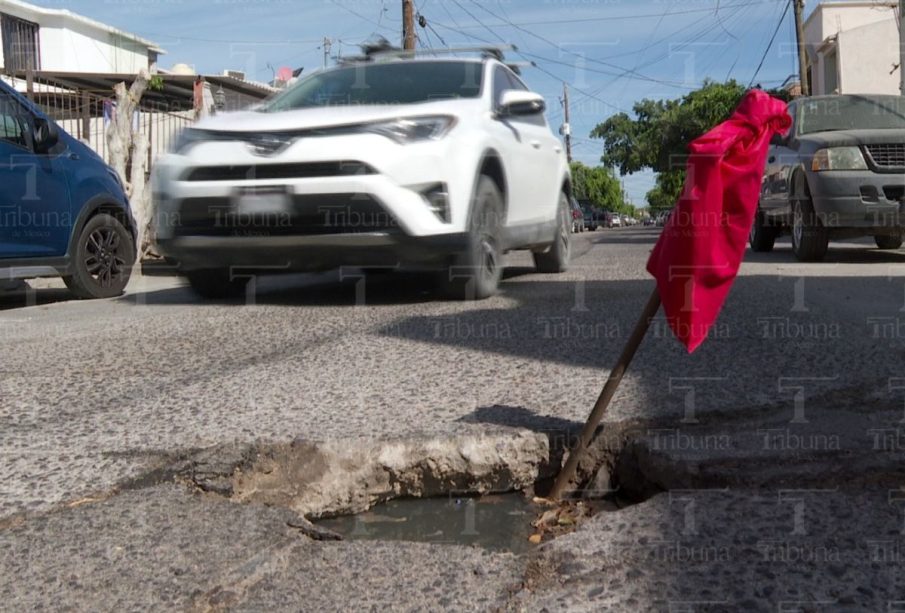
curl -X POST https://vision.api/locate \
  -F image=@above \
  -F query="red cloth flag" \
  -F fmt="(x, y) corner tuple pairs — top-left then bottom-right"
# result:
(646, 89), (792, 353)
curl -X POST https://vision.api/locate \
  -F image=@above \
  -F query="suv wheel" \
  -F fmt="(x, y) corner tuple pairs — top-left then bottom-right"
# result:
(534, 192), (571, 273)
(875, 234), (903, 250)
(749, 209), (778, 252)
(186, 268), (249, 299)
(790, 174), (828, 262)
(63, 213), (135, 299)
(441, 176), (504, 300)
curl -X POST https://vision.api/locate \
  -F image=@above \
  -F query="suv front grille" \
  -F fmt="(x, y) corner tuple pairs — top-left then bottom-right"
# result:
(173, 193), (401, 237)
(184, 161), (376, 182)
(865, 144), (905, 169)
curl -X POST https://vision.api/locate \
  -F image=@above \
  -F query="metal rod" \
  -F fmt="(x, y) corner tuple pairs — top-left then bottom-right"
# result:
(548, 287), (662, 501)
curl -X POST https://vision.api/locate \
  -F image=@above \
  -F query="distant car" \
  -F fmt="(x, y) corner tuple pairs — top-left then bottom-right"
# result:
(755, 94), (905, 261)
(153, 48), (571, 300)
(583, 207), (606, 231)
(570, 197), (584, 232)
(609, 213), (622, 228)
(0, 79), (136, 299)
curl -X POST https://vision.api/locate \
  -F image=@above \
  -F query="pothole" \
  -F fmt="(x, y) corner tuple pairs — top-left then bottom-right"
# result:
(182, 425), (647, 552)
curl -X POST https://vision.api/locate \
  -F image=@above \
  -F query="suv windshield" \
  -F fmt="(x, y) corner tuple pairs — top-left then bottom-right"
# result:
(799, 95), (905, 134)
(260, 61), (484, 111)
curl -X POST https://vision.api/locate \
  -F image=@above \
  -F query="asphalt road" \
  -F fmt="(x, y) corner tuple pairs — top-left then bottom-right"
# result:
(3, 227), (905, 518)
(6, 226), (905, 610)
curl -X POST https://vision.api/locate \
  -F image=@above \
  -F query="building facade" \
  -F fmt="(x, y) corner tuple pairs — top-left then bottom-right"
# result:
(804, 1), (900, 96)
(0, 0), (162, 75)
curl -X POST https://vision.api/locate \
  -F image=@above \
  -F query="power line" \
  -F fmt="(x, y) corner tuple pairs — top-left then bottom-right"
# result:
(748, 0), (792, 87)
(463, 0), (697, 89)
(436, 1), (772, 29)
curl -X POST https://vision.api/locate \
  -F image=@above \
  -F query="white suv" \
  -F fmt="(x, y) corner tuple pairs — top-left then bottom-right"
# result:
(152, 48), (572, 299)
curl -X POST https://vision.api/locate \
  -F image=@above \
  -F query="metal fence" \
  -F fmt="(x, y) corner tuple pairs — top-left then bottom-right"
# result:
(28, 87), (193, 167)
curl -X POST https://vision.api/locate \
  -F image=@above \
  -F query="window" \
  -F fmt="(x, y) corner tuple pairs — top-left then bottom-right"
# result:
(823, 50), (838, 94)
(1, 13), (40, 74)
(260, 61), (484, 111)
(0, 91), (29, 148)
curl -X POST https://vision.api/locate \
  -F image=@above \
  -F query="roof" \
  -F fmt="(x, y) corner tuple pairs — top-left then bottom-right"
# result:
(12, 71), (275, 109)
(804, 1), (897, 29)
(0, 0), (165, 54)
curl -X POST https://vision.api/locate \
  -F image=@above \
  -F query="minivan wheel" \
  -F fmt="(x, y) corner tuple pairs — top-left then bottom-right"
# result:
(790, 174), (828, 262)
(63, 213), (135, 299)
(534, 191), (571, 273)
(749, 209), (778, 252)
(875, 234), (903, 250)
(440, 176), (503, 300)
(185, 268), (249, 300)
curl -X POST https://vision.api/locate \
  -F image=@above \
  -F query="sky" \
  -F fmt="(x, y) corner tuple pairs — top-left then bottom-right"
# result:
(31, 0), (806, 206)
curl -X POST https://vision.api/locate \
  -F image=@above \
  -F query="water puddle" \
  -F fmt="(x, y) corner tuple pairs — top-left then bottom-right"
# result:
(314, 493), (538, 554)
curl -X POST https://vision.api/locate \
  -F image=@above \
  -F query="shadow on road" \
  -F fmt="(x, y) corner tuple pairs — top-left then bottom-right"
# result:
(0, 284), (73, 311)
(114, 265), (542, 308)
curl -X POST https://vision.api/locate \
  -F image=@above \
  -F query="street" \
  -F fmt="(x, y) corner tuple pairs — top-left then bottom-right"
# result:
(4, 227), (905, 610)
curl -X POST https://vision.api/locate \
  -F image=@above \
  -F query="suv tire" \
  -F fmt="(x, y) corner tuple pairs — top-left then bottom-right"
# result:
(186, 268), (249, 299)
(875, 235), (903, 250)
(440, 176), (504, 300)
(749, 209), (778, 252)
(791, 174), (828, 262)
(534, 191), (571, 273)
(63, 213), (135, 299)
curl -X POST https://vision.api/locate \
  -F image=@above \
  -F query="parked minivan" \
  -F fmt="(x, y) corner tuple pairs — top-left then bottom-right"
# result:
(0, 80), (136, 299)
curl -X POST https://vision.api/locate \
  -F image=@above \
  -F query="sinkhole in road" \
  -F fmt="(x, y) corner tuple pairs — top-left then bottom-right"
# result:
(314, 493), (538, 554)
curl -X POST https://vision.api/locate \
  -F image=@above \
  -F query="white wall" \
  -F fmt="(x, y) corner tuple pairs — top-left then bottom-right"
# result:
(838, 19), (900, 94)
(805, 2), (899, 96)
(37, 17), (149, 73)
(0, 1), (153, 74)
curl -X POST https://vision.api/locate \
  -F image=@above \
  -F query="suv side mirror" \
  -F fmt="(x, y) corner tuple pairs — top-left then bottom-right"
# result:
(34, 117), (59, 153)
(497, 90), (546, 117)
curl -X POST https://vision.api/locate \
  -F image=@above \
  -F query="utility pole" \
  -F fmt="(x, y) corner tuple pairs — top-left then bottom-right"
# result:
(900, 0), (905, 94)
(323, 37), (332, 69)
(562, 82), (572, 163)
(793, 0), (810, 96)
(402, 0), (416, 50)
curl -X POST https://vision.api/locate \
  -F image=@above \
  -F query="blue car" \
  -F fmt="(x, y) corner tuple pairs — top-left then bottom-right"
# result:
(0, 79), (136, 299)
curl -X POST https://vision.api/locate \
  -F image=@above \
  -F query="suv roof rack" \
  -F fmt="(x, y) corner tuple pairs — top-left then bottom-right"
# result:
(338, 38), (518, 65)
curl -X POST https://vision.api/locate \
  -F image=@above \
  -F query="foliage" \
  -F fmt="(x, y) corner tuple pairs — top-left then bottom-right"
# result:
(148, 75), (165, 91)
(591, 81), (787, 210)
(569, 161), (629, 213)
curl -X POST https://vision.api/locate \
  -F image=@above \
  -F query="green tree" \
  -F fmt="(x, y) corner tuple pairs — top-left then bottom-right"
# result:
(569, 161), (624, 211)
(591, 80), (785, 211)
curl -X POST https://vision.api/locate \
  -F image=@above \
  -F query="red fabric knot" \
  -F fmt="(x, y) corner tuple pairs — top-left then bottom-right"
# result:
(646, 89), (792, 353)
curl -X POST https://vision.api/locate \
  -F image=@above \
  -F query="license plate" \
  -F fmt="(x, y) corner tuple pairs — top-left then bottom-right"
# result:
(234, 189), (290, 215)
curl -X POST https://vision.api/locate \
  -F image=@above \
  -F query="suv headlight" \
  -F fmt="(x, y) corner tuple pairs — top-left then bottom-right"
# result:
(364, 116), (456, 144)
(811, 147), (867, 171)
(171, 128), (208, 154)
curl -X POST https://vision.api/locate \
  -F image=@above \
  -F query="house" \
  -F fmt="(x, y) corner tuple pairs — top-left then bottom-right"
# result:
(0, 0), (275, 164)
(803, 1), (900, 96)
(0, 0), (162, 75)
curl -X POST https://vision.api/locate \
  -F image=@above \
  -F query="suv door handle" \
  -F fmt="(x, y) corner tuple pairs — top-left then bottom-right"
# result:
(531, 140), (542, 149)
(68, 153), (80, 160)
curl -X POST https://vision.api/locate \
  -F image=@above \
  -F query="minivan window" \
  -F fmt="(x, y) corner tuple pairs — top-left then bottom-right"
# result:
(260, 61), (484, 111)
